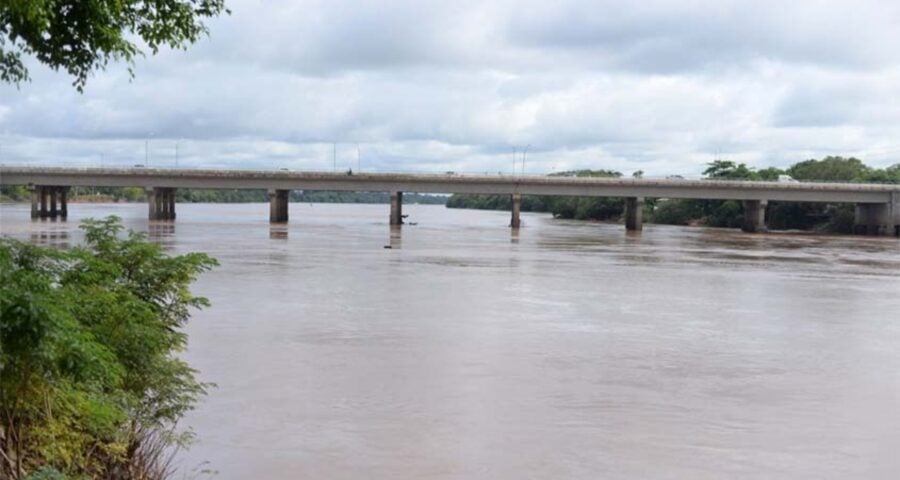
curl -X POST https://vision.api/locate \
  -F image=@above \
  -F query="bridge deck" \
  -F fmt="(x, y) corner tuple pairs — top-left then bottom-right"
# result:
(2, 166), (898, 203)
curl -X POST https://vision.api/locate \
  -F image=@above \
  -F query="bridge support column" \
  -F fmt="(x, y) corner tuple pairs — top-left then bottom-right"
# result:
(58, 187), (68, 219)
(390, 191), (403, 226)
(625, 197), (643, 231)
(268, 189), (289, 223)
(741, 200), (767, 233)
(48, 187), (58, 217)
(854, 202), (892, 236)
(892, 192), (900, 237)
(147, 188), (158, 220)
(510, 193), (522, 228)
(30, 186), (68, 220)
(147, 188), (176, 221)
(29, 186), (40, 219)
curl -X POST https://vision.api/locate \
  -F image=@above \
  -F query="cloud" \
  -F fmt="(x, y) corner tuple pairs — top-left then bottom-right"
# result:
(2, 0), (900, 175)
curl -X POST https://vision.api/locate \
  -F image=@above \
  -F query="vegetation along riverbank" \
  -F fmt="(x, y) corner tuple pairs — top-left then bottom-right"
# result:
(446, 157), (900, 233)
(0, 188), (447, 206)
(0, 218), (217, 479)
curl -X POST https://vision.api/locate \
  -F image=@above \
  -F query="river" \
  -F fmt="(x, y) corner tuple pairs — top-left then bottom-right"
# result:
(1, 202), (899, 479)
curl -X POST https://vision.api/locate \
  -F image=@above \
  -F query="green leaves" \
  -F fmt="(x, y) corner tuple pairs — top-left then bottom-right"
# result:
(1, 216), (216, 477)
(0, 0), (229, 91)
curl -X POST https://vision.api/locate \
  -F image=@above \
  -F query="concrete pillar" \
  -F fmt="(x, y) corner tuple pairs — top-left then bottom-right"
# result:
(162, 189), (170, 220)
(146, 188), (158, 220)
(625, 196), (643, 231)
(58, 187), (68, 219)
(854, 202), (891, 236)
(147, 188), (176, 221)
(390, 191), (403, 226)
(48, 187), (58, 218)
(40, 187), (49, 218)
(30, 186), (40, 219)
(510, 193), (522, 228)
(165, 188), (176, 220)
(892, 192), (900, 237)
(741, 200), (767, 233)
(268, 189), (289, 223)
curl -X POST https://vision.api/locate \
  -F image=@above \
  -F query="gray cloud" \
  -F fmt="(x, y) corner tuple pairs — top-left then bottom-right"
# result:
(2, 0), (900, 176)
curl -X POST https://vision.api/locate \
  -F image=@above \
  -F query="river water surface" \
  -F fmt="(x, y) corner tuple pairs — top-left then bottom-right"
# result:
(2, 203), (899, 479)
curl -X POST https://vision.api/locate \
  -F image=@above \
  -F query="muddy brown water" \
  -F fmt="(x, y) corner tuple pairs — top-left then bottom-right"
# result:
(2, 202), (899, 479)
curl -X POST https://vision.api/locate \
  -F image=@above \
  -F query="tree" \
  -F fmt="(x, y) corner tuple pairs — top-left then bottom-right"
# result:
(702, 160), (758, 180)
(787, 156), (868, 182)
(0, 217), (217, 478)
(1, 0), (229, 91)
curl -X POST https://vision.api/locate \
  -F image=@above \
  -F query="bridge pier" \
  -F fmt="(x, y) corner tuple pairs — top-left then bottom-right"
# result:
(29, 186), (68, 220)
(510, 193), (522, 228)
(625, 197), (643, 231)
(268, 189), (289, 223)
(390, 191), (403, 225)
(854, 200), (896, 236)
(147, 187), (176, 221)
(893, 192), (900, 237)
(59, 187), (68, 219)
(741, 200), (767, 233)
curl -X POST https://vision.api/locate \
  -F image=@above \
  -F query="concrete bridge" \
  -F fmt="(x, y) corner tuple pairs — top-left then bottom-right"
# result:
(2, 166), (898, 236)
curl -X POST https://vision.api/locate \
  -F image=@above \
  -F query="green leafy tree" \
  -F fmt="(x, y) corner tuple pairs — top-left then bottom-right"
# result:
(787, 156), (868, 182)
(756, 167), (786, 181)
(446, 170), (626, 221)
(702, 160), (759, 180)
(1, 217), (216, 478)
(1, 0), (229, 91)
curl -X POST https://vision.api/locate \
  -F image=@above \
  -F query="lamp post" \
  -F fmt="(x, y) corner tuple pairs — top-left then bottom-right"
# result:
(522, 144), (531, 175)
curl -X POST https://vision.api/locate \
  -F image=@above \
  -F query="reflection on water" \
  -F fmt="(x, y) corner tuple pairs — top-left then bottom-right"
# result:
(148, 221), (176, 240)
(269, 225), (288, 240)
(1, 202), (900, 480)
(29, 229), (69, 246)
(388, 225), (402, 249)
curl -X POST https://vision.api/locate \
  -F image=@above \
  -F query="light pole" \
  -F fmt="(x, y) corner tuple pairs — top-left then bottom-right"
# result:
(522, 144), (531, 175)
(175, 139), (181, 168)
(512, 146), (517, 175)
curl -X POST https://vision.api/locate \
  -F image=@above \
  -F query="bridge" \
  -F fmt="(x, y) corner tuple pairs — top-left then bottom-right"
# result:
(2, 166), (898, 236)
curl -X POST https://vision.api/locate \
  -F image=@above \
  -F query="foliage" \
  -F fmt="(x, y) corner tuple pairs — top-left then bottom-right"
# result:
(548, 169), (622, 178)
(787, 156), (869, 182)
(0, 216), (217, 479)
(447, 158), (897, 233)
(3, 187), (448, 205)
(0, 185), (29, 202)
(702, 160), (758, 180)
(0, 0), (229, 91)
(447, 170), (625, 221)
(654, 157), (900, 231)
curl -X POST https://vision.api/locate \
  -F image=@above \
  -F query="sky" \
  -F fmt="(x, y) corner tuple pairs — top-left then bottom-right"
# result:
(2, 0), (900, 176)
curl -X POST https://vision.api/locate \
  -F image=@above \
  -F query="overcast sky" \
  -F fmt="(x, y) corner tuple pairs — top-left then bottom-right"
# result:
(2, 0), (900, 176)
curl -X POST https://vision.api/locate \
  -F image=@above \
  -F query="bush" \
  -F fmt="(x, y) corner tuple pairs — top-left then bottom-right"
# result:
(1, 217), (217, 479)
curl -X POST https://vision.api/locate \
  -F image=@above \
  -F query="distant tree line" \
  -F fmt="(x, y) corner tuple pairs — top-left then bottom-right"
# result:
(446, 157), (900, 233)
(0, 187), (447, 205)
